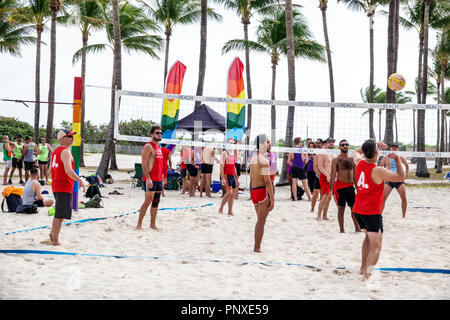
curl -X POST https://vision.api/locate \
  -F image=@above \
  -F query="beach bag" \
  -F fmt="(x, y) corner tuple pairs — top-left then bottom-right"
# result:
(16, 204), (38, 214)
(104, 173), (114, 184)
(1, 186), (24, 213)
(84, 195), (102, 208)
(85, 184), (101, 199)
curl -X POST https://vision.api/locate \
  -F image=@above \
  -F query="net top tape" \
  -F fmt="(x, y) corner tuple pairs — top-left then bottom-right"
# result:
(118, 90), (450, 110)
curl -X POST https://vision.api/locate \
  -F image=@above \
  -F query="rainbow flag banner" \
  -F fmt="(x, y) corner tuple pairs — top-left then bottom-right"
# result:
(72, 77), (83, 211)
(226, 57), (245, 141)
(161, 60), (187, 148)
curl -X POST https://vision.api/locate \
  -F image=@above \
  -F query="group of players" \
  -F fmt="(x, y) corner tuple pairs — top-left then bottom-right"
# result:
(22, 124), (408, 281)
(2, 135), (53, 186)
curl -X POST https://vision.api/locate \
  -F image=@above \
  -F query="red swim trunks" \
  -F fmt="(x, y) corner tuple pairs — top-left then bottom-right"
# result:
(333, 179), (354, 205)
(251, 186), (268, 205)
(319, 173), (330, 195)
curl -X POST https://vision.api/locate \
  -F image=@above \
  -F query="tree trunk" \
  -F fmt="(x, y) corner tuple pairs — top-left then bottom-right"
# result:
(34, 28), (42, 143)
(80, 31), (88, 167)
(195, 0), (207, 110)
(436, 69), (446, 173)
(384, 0), (397, 145)
(270, 59), (277, 145)
(320, 4), (335, 138)
(416, 0), (430, 178)
(163, 30), (171, 89)
(368, 12), (375, 139)
(278, 0), (295, 186)
(46, 4), (59, 143)
(97, 0), (121, 179)
(243, 19), (253, 138)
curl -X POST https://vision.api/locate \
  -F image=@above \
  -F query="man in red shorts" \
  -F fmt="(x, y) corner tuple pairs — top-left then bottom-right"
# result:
(49, 130), (86, 245)
(352, 139), (406, 281)
(330, 139), (361, 233)
(249, 134), (274, 252)
(136, 126), (164, 230)
(316, 138), (335, 220)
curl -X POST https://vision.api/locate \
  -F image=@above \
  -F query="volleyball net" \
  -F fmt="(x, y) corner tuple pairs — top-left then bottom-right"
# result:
(114, 89), (450, 158)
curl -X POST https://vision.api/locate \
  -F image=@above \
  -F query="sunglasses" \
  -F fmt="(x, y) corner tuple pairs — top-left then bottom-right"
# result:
(340, 143), (349, 147)
(154, 132), (162, 135)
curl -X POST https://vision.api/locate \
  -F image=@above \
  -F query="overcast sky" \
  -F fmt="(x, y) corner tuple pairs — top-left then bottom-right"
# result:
(0, 0), (446, 145)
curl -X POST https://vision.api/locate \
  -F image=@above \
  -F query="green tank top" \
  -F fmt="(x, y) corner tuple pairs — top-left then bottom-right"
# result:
(38, 143), (49, 161)
(2, 142), (11, 161)
(13, 143), (23, 159)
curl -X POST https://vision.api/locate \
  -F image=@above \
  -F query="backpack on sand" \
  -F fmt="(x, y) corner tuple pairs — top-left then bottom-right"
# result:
(84, 195), (103, 208)
(1, 186), (24, 213)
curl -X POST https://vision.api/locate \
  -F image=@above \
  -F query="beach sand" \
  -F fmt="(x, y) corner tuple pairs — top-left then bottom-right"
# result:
(0, 153), (449, 299)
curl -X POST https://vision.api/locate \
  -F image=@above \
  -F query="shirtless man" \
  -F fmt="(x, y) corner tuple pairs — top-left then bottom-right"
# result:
(219, 138), (239, 216)
(136, 126), (164, 230)
(352, 139), (406, 281)
(316, 138), (335, 220)
(249, 134), (274, 252)
(380, 143), (409, 218)
(330, 139), (361, 233)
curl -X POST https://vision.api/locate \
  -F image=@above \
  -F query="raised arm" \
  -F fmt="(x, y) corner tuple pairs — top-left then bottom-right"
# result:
(373, 153), (405, 184)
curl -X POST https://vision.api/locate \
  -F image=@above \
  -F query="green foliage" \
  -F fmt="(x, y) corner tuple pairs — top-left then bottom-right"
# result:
(0, 116), (34, 139)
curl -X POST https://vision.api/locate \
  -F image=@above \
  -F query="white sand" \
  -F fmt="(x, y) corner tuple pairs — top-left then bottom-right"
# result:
(0, 153), (449, 300)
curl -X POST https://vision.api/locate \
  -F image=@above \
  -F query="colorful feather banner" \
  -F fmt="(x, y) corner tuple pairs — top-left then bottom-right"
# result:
(161, 60), (187, 150)
(226, 57), (246, 141)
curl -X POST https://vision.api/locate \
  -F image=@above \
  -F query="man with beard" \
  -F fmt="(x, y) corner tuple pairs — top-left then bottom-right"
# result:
(136, 126), (164, 231)
(330, 139), (361, 233)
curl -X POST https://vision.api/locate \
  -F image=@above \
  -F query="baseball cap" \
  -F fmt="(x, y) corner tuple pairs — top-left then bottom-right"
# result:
(57, 129), (76, 141)
(390, 143), (399, 147)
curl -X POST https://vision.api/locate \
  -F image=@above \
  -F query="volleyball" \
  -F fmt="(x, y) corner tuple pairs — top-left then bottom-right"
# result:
(388, 73), (406, 92)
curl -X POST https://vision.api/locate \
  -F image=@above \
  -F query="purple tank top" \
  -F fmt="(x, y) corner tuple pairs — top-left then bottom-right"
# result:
(306, 155), (314, 172)
(292, 153), (304, 169)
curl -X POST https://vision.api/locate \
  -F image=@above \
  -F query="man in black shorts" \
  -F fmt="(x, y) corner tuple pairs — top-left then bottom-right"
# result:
(200, 146), (215, 198)
(330, 139), (361, 233)
(380, 143), (409, 218)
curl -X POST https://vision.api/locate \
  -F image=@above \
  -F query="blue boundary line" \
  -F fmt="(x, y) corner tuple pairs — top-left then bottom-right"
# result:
(0, 249), (449, 275)
(4, 203), (214, 235)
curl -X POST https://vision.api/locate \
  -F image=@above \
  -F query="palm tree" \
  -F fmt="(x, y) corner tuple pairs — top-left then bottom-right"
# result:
(278, 0), (295, 185)
(45, 0), (62, 143)
(217, 0), (279, 145)
(318, 0), (336, 138)
(139, 0), (221, 87)
(10, 0), (50, 143)
(360, 85), (385, 139)
(0, 0), (37, 56)
(433, 30), (450, 172)
(339, 0), (388, 140)
(195, 0), (223, 110)
(222, 7), (326, 145)
(65, 0), (106, 167)
(73, 1), (163, 179)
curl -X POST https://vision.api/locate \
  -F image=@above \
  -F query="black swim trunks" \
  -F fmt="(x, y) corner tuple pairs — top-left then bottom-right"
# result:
(291, 166), (307, 180)
(54, 192), (72, 220)
(12, 157), (23, 169)
(186, 164), (199, 177)
(201, 163), (213, 174)
(235, 163), (241, 177)
(335, 186), (356, 207)
(353, 213), (383, 233)
(142, 181), (163, 192)
(307, 171), (320, 191)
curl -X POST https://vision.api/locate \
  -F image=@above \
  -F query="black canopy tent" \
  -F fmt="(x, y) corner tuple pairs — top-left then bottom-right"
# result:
(176, 104), (226, 132)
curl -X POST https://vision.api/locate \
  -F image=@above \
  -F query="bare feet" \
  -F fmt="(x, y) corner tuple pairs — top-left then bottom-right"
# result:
(135, 225), (143, 230)
(150, 225), (161, 231)
(323, 216), (329, 221)
(254, 248), (262, 253)
(49, 233), (60, 246)
(228, 212), (234, 216)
